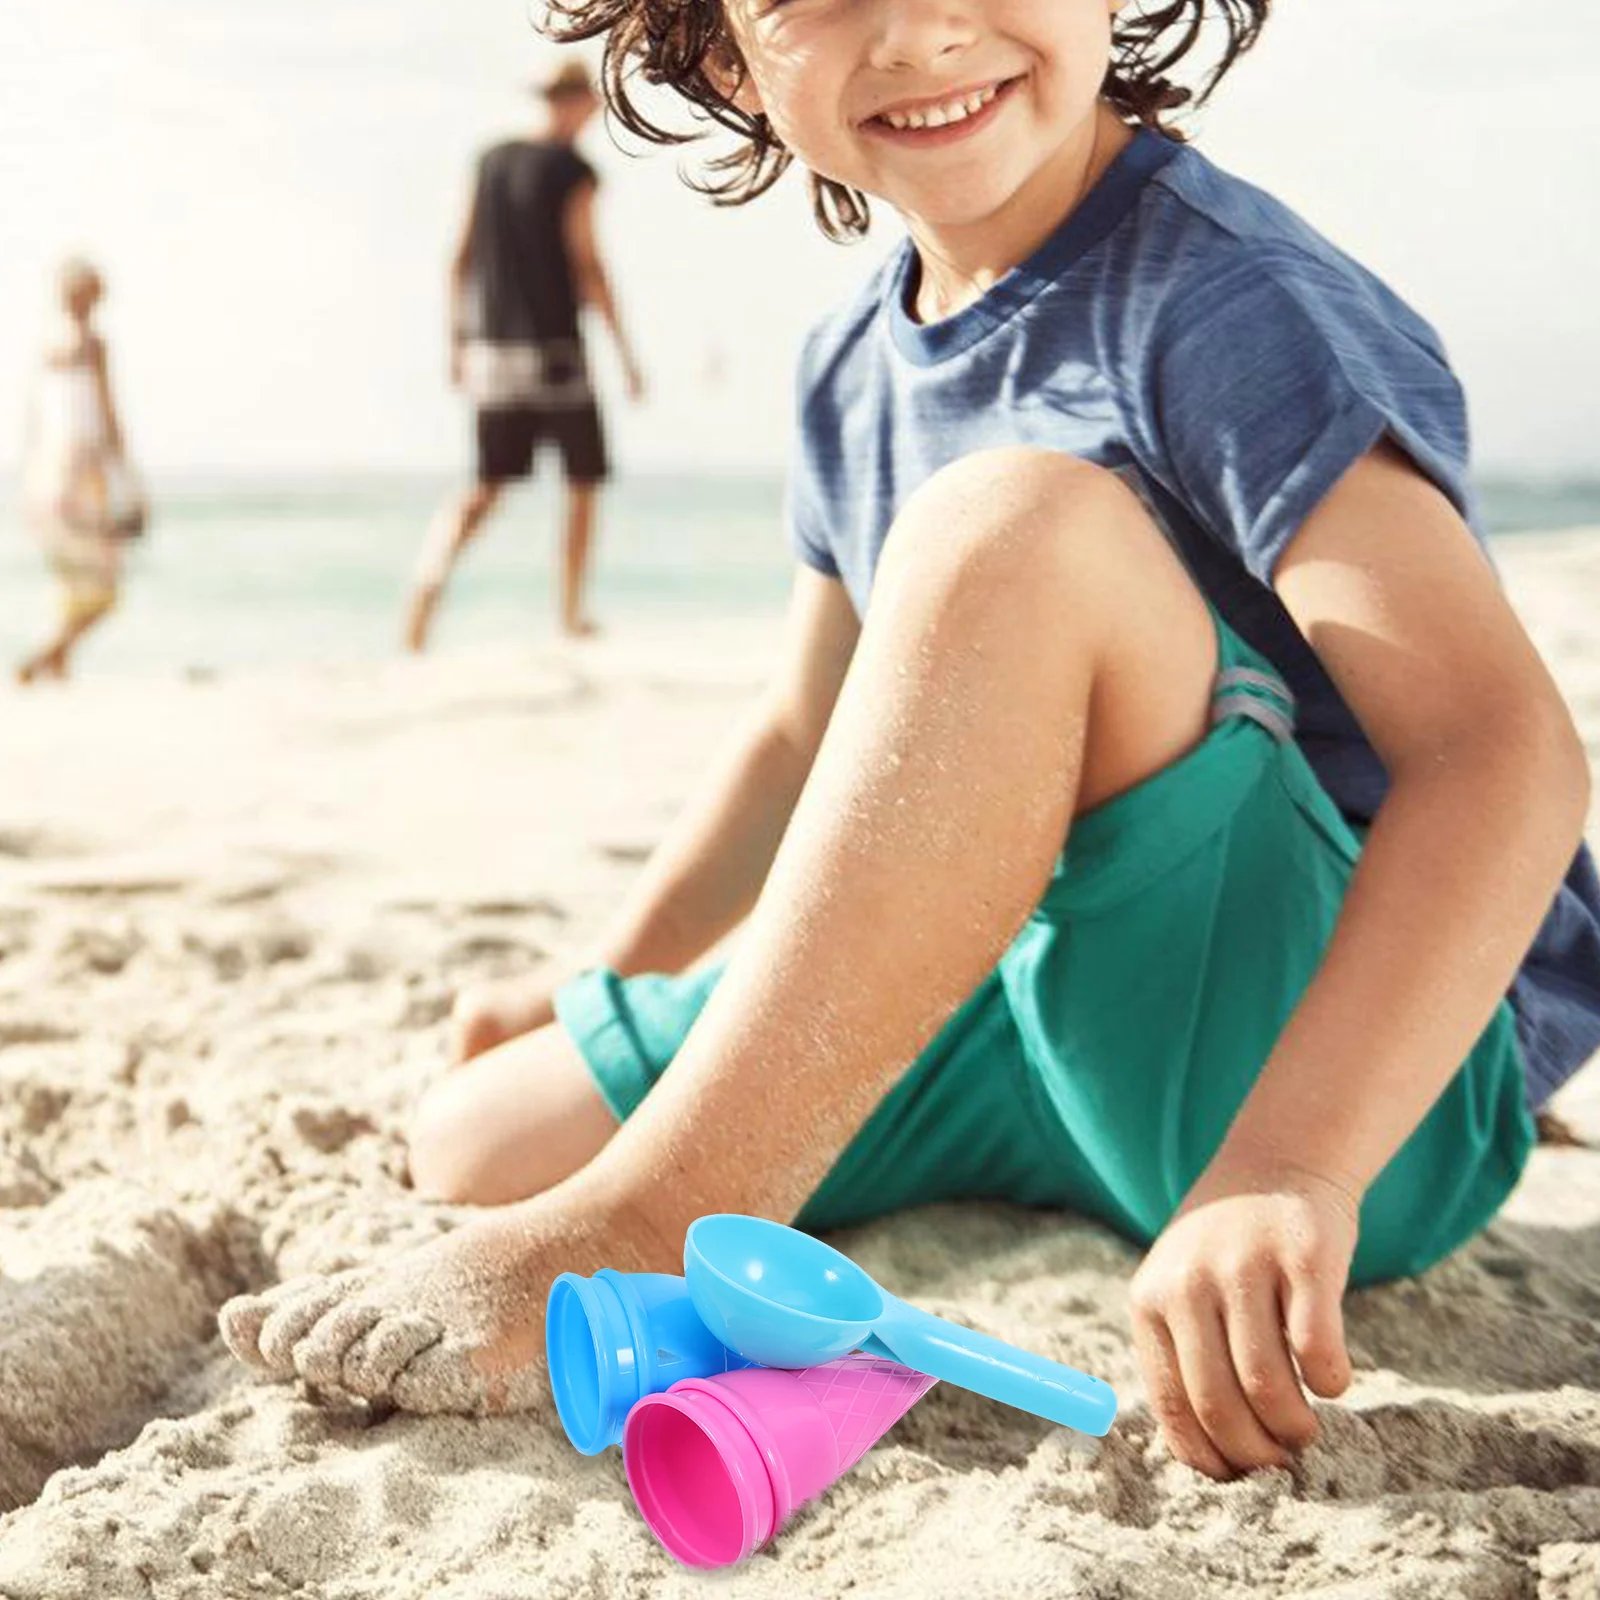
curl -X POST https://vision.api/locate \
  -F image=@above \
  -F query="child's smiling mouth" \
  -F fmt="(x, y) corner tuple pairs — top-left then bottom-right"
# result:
(862, 74), (1024, 149)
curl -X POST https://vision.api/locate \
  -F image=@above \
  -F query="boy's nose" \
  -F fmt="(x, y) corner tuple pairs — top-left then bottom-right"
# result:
(865, 0), (980, 77)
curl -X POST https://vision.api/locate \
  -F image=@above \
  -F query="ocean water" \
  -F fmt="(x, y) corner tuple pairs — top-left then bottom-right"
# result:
(1, 471), (1596, 676)
(0, 472), (794, 675)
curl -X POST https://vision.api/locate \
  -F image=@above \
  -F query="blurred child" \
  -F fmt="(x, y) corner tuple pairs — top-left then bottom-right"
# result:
(17, 257), (145, 684)
(222, 0), (1600, 1482)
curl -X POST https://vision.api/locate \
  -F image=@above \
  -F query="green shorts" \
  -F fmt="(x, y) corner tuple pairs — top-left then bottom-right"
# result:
(555, 610), (1535, 1287)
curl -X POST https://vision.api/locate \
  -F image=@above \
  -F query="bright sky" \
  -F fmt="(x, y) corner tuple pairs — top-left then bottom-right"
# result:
(0, 0), (1594, 476)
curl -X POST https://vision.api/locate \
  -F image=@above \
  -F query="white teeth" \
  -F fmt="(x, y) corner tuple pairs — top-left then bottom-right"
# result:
(880, 81), (999, 132)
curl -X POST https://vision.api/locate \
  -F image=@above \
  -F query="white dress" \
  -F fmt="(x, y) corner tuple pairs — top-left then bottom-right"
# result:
(24, 350), (114, 516)
(20, 349), (126, 600)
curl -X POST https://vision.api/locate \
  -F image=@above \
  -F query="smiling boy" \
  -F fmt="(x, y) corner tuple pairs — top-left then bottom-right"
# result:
(223, 0), (1600, 1480)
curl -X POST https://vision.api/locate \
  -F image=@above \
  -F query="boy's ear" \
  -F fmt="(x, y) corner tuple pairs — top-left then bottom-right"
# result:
(704, 39), (764, 117)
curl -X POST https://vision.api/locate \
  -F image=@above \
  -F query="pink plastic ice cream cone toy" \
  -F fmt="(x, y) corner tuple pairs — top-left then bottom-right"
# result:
(622, 1352), (938, 1569)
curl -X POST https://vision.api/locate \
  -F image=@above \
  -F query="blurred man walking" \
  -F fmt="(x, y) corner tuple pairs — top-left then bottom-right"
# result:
(404, 57), (643, 648)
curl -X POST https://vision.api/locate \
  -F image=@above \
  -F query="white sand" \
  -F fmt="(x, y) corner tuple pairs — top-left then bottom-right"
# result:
(0, 539), (1597, 1598)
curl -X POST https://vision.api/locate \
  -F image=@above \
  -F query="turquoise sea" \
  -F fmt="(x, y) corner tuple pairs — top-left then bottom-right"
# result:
(0, 472), (791, 676)
(1, 471), (1596, 676)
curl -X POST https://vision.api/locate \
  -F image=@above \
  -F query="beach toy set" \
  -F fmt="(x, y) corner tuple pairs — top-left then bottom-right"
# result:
(547, 1213), (1118, 1569)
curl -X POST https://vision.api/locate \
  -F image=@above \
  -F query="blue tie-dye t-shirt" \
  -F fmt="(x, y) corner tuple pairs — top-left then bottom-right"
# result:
(784, 127), (1600, 1108)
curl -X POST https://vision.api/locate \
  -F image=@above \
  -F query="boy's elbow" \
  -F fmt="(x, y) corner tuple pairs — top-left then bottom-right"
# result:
(1514, 700), (1592, 847)
(1425, 696), (1591, 853)
(1535, 693), (1591, 809)
(1561, 733), (1592, 843)
(1565, 710), (1594, 801)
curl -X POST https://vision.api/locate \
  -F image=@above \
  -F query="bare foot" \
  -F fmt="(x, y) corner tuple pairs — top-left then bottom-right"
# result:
(218, 1194), (671, 1413)
(450, 970), (569, 1064)
(560, 615), (601, 641)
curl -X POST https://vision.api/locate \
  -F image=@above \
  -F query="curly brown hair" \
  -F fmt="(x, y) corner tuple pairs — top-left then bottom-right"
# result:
(537, 0), (1269, 242)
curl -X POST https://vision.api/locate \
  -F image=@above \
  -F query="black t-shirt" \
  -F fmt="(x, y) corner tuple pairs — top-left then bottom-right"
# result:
(469, 140), (596, 345)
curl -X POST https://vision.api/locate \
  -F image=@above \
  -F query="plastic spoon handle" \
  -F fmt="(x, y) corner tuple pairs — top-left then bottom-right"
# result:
(867, 1296), (1117, 1436)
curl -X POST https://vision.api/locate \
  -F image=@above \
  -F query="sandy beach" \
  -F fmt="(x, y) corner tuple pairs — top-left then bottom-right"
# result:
(0, 531), (1597, 1599)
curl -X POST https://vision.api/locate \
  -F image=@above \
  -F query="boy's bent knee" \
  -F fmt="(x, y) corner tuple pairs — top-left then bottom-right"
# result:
(921, 445), (1110, 502)
(405, 1089), (489, 1204)
(879, 449), (1153, 592)
(405, 1074), (522, 1205)
(405, 1020), (616, 1206)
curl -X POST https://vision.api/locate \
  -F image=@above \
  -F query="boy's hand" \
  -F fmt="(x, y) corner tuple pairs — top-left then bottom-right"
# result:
(1128, 1155), (1359, 1479)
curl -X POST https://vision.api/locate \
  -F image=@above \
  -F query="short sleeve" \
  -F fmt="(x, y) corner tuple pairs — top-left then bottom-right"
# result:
(1140, 254), (1475, 584)
(784, 324), (841, 578)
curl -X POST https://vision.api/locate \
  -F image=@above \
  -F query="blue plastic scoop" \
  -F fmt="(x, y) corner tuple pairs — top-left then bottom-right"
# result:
(684, 1214), (1117, 1436)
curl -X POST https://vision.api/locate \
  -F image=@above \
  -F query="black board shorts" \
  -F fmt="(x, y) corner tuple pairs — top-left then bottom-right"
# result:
(475, 403), (609, 485)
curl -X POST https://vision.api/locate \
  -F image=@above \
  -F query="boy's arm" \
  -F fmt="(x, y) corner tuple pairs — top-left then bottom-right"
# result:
(1220, 439), (1588, 1192)
(561, 180), (643, 398)
(1130, 440), (1591, 1478)
(580, 565), (860, 980)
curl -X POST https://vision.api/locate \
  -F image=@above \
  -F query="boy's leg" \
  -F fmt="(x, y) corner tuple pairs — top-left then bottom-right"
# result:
(588, 448), (1218, 1230)
(407, 1021), (617, 1205)
(421, 447), (1213, 1215)
(221, 447), (1222, 1403)
(411, 963), (724, 1206)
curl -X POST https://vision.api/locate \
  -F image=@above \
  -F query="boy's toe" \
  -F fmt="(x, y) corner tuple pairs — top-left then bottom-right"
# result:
(342, 1314), (444, 1400)
(219, 1274), (330, 1367)
(391, 1342), (490, 1416)
(296, 1301), (384, 1390)
(257, 1278), (357, 1375)
(218, 1292), (275, 1367)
